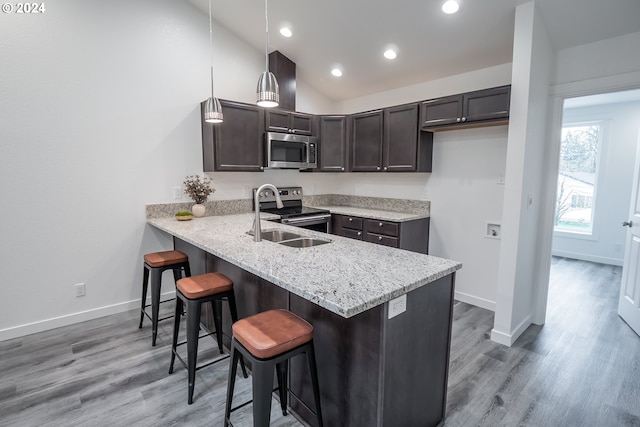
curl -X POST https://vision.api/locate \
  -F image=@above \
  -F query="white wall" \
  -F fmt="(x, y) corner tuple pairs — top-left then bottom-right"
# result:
(555, 33), (640, 88)
(0, 0), (334, 340)
(552, 101), (640, 265)
(427, 128), (508, 310)
(337, 63), (512, 114)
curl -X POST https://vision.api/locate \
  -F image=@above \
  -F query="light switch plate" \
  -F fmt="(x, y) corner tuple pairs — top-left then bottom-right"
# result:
(388, 294), (407, 319)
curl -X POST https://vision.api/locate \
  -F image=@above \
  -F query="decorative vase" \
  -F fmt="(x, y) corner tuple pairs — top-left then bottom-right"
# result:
(191, 203), (206, 218)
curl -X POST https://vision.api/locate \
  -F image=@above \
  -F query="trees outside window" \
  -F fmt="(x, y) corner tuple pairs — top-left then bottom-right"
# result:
(554, 123), (601, 233)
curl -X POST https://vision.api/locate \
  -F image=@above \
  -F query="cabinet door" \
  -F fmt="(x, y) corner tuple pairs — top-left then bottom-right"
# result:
(265, 111), (313, 135)
(201, 100), (264, 172)
(319, 116), (348, 172)
(463, 85), (511, 123)
(419, 95), (463, 128)
(384, 104), (419, 172)
(290, 113), (313, 135)
(265, 110), (291, 133)
(351, 110), (383, 172)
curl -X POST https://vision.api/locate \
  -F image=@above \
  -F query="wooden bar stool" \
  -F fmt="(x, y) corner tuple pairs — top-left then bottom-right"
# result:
(139, 250), (191, 346)
(169, 272), (247, 405)
(224, 309), (323, 427)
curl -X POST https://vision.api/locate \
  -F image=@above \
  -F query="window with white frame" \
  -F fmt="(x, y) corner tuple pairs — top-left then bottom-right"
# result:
(554, 123), (602, 234)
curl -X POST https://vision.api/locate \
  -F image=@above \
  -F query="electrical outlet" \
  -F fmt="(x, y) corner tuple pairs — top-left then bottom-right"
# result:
(388, 294), (407, 319)
(173, 187), (182, 200)
(75, 283), (86, 297)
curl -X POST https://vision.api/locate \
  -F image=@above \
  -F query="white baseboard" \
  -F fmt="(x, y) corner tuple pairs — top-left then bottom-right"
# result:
(490, 314), (532, 347)
(551, 250), (623, 266)
(454, 291), (496, 311)
(0, 290), (176, 342)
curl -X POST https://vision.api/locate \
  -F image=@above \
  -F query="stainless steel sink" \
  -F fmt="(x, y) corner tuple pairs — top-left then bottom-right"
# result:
(247, 229), (302, 242)
(278, 238), (332, 248)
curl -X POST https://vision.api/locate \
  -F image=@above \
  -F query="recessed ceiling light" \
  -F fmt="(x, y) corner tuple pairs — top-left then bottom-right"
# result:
(442, 0), (460, 14)
(279, 27), (292, 37)
(331, 68), (343, 77)
(384, 49), (397, 60)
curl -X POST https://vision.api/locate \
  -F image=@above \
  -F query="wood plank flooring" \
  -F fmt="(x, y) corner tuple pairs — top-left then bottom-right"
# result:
(1, 257), (639, 426)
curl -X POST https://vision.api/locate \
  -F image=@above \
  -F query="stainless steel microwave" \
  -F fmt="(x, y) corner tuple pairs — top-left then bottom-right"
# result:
(264, 132), (317, 169)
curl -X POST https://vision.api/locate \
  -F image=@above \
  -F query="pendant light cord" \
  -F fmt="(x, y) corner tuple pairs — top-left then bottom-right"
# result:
(264, 0), (269, 73)
(209, 0), (215, 99)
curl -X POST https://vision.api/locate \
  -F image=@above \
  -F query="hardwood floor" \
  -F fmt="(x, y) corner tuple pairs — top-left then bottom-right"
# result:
(1, 257), (639, 426)
(444, 257), (640, 427)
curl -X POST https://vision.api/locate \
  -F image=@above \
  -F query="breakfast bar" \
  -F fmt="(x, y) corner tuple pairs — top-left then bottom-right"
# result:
(147, 214), (461, 427)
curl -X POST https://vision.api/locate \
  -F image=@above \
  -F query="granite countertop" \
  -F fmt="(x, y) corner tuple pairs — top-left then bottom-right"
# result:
(147, 214), (460, 318)
(309, 205), (428, 222)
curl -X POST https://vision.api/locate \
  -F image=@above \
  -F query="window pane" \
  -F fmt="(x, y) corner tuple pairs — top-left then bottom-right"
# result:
(554, 124), (600, 234)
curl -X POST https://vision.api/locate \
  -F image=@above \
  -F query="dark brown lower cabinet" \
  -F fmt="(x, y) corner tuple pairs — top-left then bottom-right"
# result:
(332, 214), (429, 254)
(173, 237), (455, 427)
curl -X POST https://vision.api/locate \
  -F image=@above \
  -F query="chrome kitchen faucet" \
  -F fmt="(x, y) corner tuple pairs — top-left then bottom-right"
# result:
(253, 183), (283, 242)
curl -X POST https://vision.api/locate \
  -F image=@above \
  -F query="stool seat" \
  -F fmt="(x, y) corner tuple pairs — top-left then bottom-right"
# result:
(233, 309), (313, 359)
(177, 272), (233, 299)
(144, 250), (188, 268)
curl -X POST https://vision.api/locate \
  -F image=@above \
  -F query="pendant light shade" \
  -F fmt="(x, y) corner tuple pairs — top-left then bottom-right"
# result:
(204, 96), (223, 123)
(206, 0), (223, 123)
(256, 0), (279, 107)
(257, 71), (279, 108)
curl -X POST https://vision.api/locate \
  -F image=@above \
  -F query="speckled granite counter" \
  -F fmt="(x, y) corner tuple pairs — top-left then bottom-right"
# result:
(310, 205), (427, 222)
(147, 214), (460, 318)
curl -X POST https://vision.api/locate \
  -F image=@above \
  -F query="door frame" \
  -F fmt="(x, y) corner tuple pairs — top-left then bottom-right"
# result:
(533, 72), (640, 325)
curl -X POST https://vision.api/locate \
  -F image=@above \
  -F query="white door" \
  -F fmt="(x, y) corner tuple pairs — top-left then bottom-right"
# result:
(619, 137), (640, 336)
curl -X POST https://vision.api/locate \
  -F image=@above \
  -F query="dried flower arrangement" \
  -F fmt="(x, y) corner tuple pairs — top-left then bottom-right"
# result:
(183, 175), (215, 204)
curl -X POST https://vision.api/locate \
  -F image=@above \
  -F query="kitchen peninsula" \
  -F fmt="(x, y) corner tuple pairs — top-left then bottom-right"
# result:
(147, 213), (461, 426)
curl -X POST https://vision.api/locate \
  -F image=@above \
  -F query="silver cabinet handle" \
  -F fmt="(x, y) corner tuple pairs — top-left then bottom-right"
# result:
(378, 236), (383, 241)
(357, 231), (362, 236)
(348, 218), (353, 222)
(376, 166), (381, 170)
(623, 221), (633, 227)
(384, 166), (388, 171)
(456, 118), (461, 123)
(341, 167), (345, 171)
(379, 222), (383, 227)
(461, 117), (467, 122)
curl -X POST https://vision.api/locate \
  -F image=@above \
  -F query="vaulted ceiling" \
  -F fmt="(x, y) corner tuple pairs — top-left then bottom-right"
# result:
(188, 0), (640, 102)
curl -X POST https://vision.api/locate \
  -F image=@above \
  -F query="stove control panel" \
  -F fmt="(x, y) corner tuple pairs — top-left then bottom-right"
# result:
(254, 186), (303, 203)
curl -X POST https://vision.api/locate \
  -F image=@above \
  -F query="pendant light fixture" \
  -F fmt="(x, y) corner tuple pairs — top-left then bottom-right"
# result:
(204, 0), (223, 123)
(256, 0), (279, 107)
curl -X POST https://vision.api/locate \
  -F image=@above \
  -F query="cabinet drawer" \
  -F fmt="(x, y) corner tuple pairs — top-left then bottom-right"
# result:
(364, 233), (399, 248)
(364, 219), (399, 237)
(333, 214), (363, 231)
(340, 228), (363, 240)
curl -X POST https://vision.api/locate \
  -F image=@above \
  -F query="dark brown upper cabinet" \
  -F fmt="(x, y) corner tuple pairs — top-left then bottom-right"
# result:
(384, 104), (432, 172)
(351, 110), (384, 172)
(265, 110), (314, 135)
(201, 99), (264, 172)
(318, 115), (348, 172)
(420, 85), (511, 130)
(268, 50), (296, 111)
(351, 104), (433, 172)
